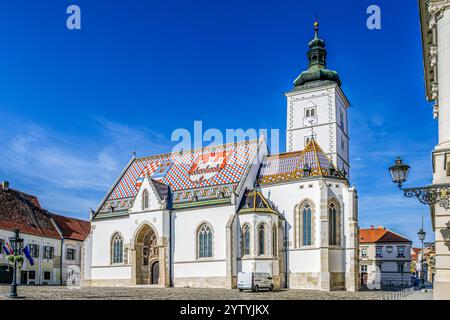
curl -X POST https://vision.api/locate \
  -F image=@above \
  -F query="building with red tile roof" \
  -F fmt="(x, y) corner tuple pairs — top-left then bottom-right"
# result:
(51, 214), (90, 241)
(0, 181), (90, 285)
(359, 226), (412, 288)
(360, 225), (411, 244)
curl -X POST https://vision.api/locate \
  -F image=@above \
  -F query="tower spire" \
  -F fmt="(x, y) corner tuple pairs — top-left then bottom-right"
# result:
(293, 19), (341, 87)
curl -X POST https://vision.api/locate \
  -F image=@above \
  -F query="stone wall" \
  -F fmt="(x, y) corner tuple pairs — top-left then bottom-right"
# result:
(83, 279), (132, 287)
(173, 276), (227, 288)
(330, 272), (345, 290)
(289, 272), (320, 289)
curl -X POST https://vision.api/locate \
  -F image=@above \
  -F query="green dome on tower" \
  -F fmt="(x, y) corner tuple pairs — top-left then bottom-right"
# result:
(293, 21), (341, 88)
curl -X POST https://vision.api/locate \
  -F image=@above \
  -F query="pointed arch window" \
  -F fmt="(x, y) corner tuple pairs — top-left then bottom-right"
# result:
(302, 204), (312, 246)
(241, 224), (250, 256)
(142, 190), (149, 210)
(329, 203), (339, 246)
(111, 233), (123, 264)
(198, 224), (213, 258)
(258, 224), (266, 256)
(272, 224), (277, 257)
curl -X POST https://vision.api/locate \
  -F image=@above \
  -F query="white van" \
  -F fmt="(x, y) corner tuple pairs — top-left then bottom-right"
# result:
(237, 272), (274, 292)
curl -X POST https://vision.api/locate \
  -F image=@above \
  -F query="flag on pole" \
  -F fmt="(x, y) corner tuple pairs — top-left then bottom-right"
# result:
(3, 241), (13, 255)
(23, 245), (34, 266)
(2, 243), (11, 255)
(6, 241), (13, 254)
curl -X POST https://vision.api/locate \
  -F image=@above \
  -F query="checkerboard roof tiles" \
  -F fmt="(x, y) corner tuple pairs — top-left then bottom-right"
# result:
(238, 189), (279, 214)
(258, 139), (336, 184)
(107, 140), (258, 201)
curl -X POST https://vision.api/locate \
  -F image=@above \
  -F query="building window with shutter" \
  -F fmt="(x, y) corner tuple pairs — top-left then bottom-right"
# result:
(44, 271), (51, 281)
(376, 246), (383, 258)
(66, 248), (76, 260)
(361, 247), (368, 257)
(29, 244), (39, 258)
(43, 246), (54, 259)
(397, 246), (405, 258)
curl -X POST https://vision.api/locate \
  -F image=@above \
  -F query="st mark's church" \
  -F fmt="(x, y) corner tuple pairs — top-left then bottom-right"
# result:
(82, 22), (360, 291)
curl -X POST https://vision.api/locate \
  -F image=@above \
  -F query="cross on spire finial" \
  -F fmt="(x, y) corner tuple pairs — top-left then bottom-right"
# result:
(314, 14), (319, 38)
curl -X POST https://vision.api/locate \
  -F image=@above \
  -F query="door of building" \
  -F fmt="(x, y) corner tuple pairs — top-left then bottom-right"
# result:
(0, 265), (13, 284)
(151, 261), (159, 285)
(20, 271), (28, 285)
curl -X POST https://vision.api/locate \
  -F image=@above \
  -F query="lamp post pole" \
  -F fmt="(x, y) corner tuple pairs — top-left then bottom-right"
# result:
(417, 217), (426, 290)
(9, 252), (18, 298)
(8, 228), (23, 298)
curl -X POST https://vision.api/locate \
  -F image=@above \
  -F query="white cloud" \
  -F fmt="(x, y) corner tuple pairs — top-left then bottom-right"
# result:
(0, 117), (171, 218)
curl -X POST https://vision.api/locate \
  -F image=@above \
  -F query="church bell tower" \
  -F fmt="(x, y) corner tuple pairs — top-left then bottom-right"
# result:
(285, 21), (350, 176)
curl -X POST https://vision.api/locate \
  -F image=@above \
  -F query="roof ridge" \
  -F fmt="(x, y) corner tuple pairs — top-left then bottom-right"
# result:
(383, 228), (410, 242)
(266, 150), (304, 158)
(135, 138), (259, 161)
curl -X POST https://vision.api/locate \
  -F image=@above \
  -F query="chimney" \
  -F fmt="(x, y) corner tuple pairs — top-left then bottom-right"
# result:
(1, 181), (9, 191)
(370, 225), (374, 229)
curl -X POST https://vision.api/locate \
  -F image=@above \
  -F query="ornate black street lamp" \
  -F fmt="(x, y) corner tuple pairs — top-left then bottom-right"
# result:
(8, 228), (24, 298)
(389, 157), (450, 209)
(417, 219), (426, 290)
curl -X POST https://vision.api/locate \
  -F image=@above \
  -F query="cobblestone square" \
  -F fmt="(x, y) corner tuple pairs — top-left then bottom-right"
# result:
(0, 285), (390, 300)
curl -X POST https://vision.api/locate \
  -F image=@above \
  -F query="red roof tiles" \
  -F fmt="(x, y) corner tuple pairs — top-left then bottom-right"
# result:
(0, 186), (90, 241)
(51, 214), (90, 241)
(360, 226), (411, 243)
(0, 188), (61, 239)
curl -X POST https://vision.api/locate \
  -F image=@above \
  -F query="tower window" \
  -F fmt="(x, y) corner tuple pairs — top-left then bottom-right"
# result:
(340, 113), (344, 129)
(305, 107), (316, 118)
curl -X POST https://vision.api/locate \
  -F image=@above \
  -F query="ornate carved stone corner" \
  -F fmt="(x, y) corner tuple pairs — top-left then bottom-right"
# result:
(433, 103), (440, 119)
(431, 82), (439, 100)
(428, 0), (450, 19)
(429, 44), (438, 67)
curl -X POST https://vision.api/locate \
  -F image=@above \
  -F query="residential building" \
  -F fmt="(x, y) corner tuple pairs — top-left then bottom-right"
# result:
(360, 226), (412, 288)
(52, 214), (90, 285)
(0, 181), (90, 285)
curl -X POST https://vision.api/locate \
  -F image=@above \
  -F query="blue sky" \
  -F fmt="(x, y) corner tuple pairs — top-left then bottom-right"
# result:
(0, 0), (436, 246)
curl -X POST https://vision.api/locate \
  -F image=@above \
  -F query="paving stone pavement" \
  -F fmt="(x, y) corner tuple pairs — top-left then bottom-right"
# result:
(0, 285), (390, 300)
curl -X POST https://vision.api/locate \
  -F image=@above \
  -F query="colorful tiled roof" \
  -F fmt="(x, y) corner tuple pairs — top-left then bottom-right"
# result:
(360, 226), (411, 243)
(97, 140), (259, 213)
(259, 139), (342, 185)
(238, 189), (279, 214)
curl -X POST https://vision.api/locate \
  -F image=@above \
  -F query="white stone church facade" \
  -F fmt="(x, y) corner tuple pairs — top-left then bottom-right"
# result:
(82, 23), (360, 291)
